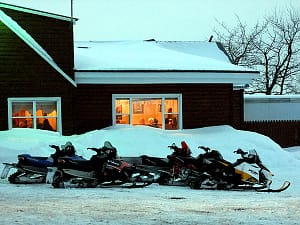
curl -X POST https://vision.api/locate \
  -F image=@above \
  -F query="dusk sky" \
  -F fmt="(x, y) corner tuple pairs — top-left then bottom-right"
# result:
(1, 0), (300, 41)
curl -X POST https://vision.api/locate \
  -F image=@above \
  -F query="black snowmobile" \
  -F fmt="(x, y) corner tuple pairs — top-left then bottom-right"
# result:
(139, 141), (197, 185)
(46, 141), (154, 188)
(185, 146), (290, 192)
(1, 142), (82, 184)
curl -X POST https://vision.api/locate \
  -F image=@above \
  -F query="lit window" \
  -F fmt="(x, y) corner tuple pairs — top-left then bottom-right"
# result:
(8, 97), (61, 133)
(164, 98), (179, 130)
(115, 98), (130, 124)
(112, 94), (181, 130)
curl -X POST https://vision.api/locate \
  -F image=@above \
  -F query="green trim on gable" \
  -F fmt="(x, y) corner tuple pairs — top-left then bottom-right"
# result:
(0, 2), (77, 23)
(0, 9), (77, 87)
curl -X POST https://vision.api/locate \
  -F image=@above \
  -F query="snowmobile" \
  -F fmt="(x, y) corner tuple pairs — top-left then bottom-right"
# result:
(1, 142), (82, 184)
(152, 141), (200, 186)
(137, 141), (193, 184)
(185, 146), (290, 192)
(46, 141), (154, 188)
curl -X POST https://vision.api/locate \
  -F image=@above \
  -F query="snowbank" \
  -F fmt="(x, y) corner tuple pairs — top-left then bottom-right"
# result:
(0, 125), (298, 168)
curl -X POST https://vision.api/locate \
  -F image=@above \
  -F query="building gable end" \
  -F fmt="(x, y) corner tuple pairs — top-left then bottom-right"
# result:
(0, 9), (76, 87)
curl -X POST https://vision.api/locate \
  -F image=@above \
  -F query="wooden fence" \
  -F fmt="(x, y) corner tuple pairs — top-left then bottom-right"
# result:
(242, 121), (300, 148)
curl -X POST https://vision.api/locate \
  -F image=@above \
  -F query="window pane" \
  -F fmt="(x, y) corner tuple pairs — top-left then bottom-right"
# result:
(132, 98), (162, 128)
(115, 99), (130, 124)
(12, 102), (33, 128)
(36, 101), (57, 131)
(12, 118), (33, 128)
(37, 118), (56, 131)
(12, 102), (33, 117)
(36, 101), (57, 116)
(165, 98), (178, 113)
(116, 99), (130, 114)
(165, 114), (178, 130)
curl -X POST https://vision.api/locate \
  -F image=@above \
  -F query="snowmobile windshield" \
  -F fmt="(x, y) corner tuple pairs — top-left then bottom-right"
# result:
(104, 141), (114, 149)
(103, 141), (117, 158)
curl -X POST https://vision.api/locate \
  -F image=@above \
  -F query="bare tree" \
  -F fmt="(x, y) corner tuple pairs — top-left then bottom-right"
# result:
(214, 16), (266, 66)
(214, 7), (300, 95)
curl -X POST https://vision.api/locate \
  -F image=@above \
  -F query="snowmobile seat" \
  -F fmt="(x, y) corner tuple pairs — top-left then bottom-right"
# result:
(18, 154), (53, 167)
(205, 150), (224, 160)
(173, 155), (196, 165)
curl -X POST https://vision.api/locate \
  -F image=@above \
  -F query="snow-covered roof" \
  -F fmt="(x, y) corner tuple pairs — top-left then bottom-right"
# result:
(75, 40), (252, 72)
(156, 41), (232, 63)
(0, 8), (76, 87)
(74, 40), (259, 86)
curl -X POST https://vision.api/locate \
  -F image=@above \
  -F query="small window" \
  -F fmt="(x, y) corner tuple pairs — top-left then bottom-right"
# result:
(8, 97), (61, 133)
(112, 94), (182, 130)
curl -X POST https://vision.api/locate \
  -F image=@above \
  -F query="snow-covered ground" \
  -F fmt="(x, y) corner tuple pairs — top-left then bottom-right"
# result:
(0, 125), (299, 225)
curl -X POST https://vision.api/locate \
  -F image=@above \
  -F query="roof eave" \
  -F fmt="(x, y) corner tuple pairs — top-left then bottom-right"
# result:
(75, 70), (259, 87)
(0, 3), (78, 23)
(74, 69), (259, 73)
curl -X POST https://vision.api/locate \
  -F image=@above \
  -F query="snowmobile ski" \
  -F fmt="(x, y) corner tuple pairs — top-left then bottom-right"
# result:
(97, 181), (152, 188)
(1, 163), (15, 179)
(60, 180), (152, 188)
(256, 181), (291, 193)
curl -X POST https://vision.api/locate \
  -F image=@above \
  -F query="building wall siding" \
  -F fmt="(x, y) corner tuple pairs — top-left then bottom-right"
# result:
(242, 121), (300, 148)
(231, 89), (244, 128)
(76, 83), (242, 134)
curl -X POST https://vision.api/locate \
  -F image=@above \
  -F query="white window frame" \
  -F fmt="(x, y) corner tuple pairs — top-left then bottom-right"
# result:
(7, 97), (62, 133)
(112, 94), (182, 130)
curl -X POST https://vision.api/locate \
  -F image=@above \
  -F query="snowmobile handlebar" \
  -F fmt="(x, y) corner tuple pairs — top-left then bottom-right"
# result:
(49, 145), (61, 153)
(199, 146), (209, 151)
(168, 143), (185, 155)
(49, 144), (59, 148)
(87, 146), (115, 155)
(49, 145), (68, 158)
(234, 148), (247, 155)
(168, 143), (178, 150)
(87, 147), (105, 154)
